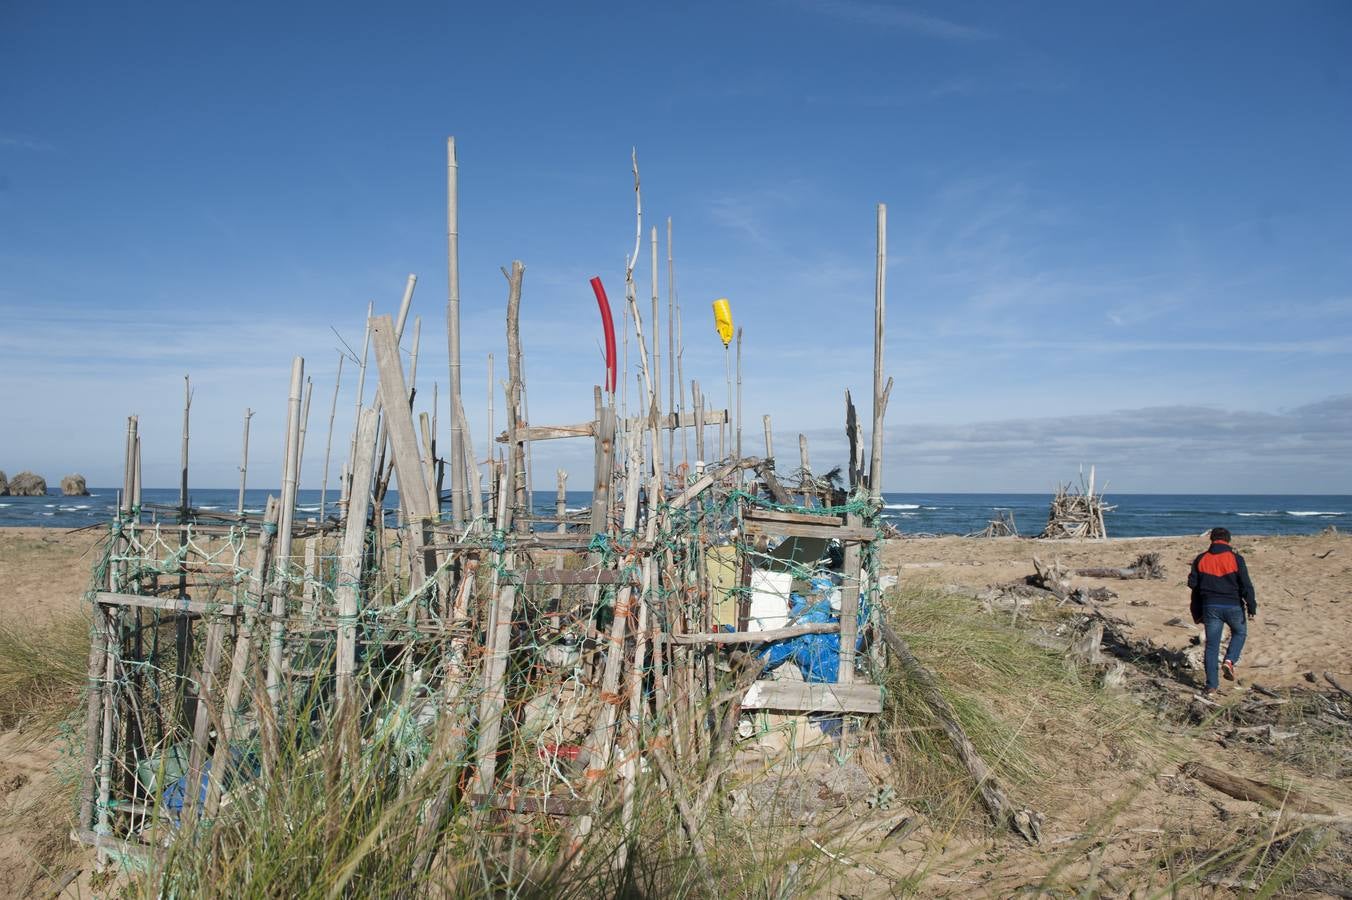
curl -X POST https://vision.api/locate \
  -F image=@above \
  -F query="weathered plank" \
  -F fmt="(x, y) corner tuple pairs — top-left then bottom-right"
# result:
(94, 592), (237, 617)
(739, 681), (882, 714)
(743, 519), (875, 542)
(369, 314), (433, 522)
(744, 508), (844, 528)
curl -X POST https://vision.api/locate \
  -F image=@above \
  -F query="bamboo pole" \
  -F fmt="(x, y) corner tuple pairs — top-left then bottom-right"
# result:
(667, 217), (676, 467)
(447, 136), (466, 528)
(650, 225), (661, 429)
(799, 433), (812, 506)
(297, 377), (314, 496)
(268, 357), (305, 704)
(336, 408), (379, 709)
(692, 380), (705, 463)
(763, 415), (774, 461)
(395, 273), (417, 344)
(736, 327), (743, 460)
(320, 354), (345, 521)
(349, 303), (374, 474)
(408, 315), (422, 399)
(237, 408), (254, 518)
(868, 203), (887, 502)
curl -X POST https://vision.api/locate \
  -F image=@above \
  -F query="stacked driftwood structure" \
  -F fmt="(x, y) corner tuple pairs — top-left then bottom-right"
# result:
(1040, 467), (1114, 539)
(73, 147), (904, 868)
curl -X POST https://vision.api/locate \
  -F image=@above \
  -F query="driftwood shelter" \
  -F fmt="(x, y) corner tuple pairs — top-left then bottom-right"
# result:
(73, 145), (904, 865)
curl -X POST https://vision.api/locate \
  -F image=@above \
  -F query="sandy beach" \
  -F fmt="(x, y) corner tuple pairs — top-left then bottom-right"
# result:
(3, 525), (1350, 896)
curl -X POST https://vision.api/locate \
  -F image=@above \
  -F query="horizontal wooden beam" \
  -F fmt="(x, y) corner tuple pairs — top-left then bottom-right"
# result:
(94, 592), (238, 617)
(665, 623), (839, 645)
(517, 569), (631, 586)
(494, 409), (729, 443)
(470, 792), (589, 816)
(744, 508), (844, 528)
(740, 680), (883, 714)
(743, 519), (876, 543)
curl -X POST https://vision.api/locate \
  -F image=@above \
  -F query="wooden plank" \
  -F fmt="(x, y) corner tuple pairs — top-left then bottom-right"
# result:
(743, 519), (875, 542)
(744, 508), (844, 528)
(369, 314), (433, 522)
(94, 592), (237, 617)
(739, 681), (882, 714)
(665, 622), (839, 645)
(518, 569), (630, 586)
(590, 402), (616, 535)
(493, 408), (729, 444)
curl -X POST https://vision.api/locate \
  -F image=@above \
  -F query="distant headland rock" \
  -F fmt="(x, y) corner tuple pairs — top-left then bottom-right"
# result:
(61, 474), (90, 496)
(7, 471), (48, 496)
(0, 471), (7, 495)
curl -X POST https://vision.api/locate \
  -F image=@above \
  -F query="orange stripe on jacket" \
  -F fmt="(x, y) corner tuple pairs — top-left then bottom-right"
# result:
(1197, 551), (1238, 577)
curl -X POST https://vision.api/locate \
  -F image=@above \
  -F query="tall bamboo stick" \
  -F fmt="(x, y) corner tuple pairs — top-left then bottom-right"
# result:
(869, 203), (888, 502)
(237, 408), (254, 518)
(268, 357), (305, 703)
(395, 273), (417, 343)
(320, 354), (344, 521)
(650, 225), (661, 428)
(349, 302), (374, 470)
(447, 136), (466, 528)
(667, 217), (676, 466)
(297, 377), (314, 498)
(336, 409), (379, 708)
(735, 327), (743, 459)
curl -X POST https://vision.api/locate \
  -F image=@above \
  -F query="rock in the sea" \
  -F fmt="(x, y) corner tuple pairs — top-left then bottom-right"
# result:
(7, 471), (48, 496)
(60, 474), (89, 496)
(0, 470), (7, 495)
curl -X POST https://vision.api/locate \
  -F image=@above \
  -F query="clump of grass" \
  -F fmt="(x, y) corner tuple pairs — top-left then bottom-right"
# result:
(875, 582), (1153, 823)
(0, 610), (90, 733)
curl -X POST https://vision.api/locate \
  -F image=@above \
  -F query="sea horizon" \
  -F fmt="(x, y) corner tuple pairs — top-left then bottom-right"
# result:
(3, 487), (1348, 538)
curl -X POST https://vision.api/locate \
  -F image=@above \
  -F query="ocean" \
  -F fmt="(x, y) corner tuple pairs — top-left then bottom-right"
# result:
(1, 488), (1347, 538)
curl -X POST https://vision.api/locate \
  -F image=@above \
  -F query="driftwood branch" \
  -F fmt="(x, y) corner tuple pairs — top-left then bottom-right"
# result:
(877, 621), (1041, 842)
(1182, 762), (1335, 815)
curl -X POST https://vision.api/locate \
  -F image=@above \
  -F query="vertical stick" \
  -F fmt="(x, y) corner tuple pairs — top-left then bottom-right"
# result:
(503, 261), (528, 530)
(408, 315), (422, 398)
(336, 409), (379, 709)
(485, 353), (494, 520)
(447, 137), (467, 528)
(799, 433), (812, 506)
(763, 414), (774, 461)
(473, 467), (516, 796)
(297, 377), (314, 495)
(237, 408), (254, 518)
(736, 327), (744, 460)
(590, 389), (616, 536)
(395, 273), (418, 343)
(268, 357), (305, 703)
(869, 202), (888, 502)
(676, 292), (688, 467)
(667, 217), (676, 467)
(651, 225), (661, 427)
(349, 302), (374, 470)
(176, 377), (193, 731)
(692, 381), (705, 463)
(320, 354), (345, 522)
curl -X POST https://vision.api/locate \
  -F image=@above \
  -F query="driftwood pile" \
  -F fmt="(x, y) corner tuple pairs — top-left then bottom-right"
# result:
(968, 508), (1018, 538)
(1040, 470), (1113, 539)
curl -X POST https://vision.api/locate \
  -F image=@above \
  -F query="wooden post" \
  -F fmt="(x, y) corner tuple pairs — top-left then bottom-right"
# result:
(503, 261), (528, 531)
(763, 415), (774, 462)
(268, 357), (305, 704)
(320, 353), (344, 521)
(845, 390), (864, 491)
(868, 203), (887, 502)
(408, 315), (422, 398)
(473, 467), (517, 797)
(237, 408), (253, 518)
(395, 273), (418, 343)
(335, 409), (379, 709)
(176, 376), (193, 732)
(297, 377), (314, 492)
(590, 390), (616, 536)
(485, 353), (494, 523)
(447, 137), (467, 528)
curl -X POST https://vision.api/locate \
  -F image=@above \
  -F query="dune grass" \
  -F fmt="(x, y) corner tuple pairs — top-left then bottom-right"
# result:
(0, 610), (89, 734)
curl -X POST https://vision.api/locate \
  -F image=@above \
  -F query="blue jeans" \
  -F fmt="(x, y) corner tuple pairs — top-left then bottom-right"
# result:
(1203, 605), (1247, 690)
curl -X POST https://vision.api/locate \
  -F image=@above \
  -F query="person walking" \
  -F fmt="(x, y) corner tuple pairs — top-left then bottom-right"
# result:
(1188, 527), (1257, 696)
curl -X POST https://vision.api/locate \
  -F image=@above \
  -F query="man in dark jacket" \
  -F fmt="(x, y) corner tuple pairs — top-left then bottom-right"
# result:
(1188, 527), (1257, 695)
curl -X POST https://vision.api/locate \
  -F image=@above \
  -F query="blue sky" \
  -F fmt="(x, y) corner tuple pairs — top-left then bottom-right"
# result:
(2, 0), (1349, 493)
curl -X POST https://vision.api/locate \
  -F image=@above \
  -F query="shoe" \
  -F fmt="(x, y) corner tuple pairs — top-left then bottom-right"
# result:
(1202, 687), (1220, 699)
(1222, 660), (1236, 681)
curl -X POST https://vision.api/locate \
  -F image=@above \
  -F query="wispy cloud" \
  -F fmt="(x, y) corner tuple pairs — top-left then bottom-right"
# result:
(0, 134), (55, 152)
(799, 395), (1352, 492)
(794, 0), (995, 41)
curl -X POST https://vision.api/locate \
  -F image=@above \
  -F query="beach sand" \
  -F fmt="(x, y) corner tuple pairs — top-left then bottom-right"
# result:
(879, 529), (1352, 689)
(1, 525), (1349, 895)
